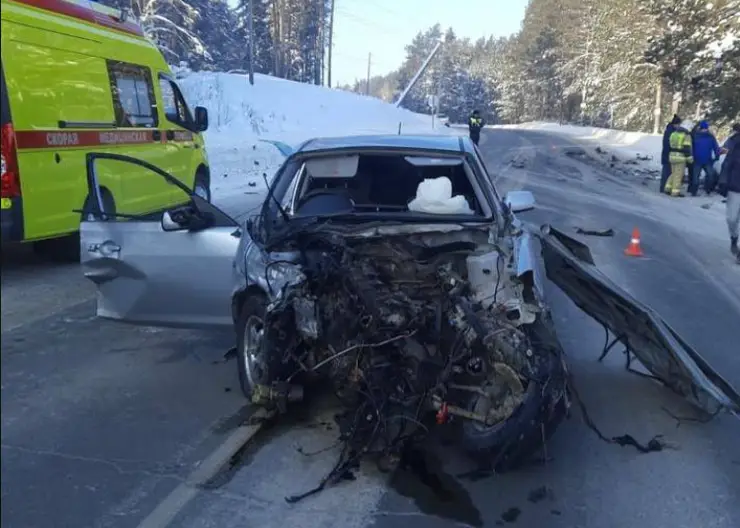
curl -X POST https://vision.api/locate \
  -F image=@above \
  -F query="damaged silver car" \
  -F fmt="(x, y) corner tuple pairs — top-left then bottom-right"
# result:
(80, 135), (739, 482)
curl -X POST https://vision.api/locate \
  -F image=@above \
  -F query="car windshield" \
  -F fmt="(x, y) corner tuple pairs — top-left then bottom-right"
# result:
(269, 151), (490, 223)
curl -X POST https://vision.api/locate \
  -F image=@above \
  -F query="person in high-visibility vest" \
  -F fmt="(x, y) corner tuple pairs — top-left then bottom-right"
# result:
(665, 120), (694, 197)
(468, 110), (484, 146)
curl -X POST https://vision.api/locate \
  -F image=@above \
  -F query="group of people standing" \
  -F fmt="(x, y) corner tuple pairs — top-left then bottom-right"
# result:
(466, 109), (739, 264)
(661, 117), (740, 263)
(660, 116), (726, 197)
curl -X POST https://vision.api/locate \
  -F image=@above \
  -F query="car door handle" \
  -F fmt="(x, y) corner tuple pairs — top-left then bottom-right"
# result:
(166, 130), (175, 140)
(87, 241), (121, 257)
(152, 130), (162, 141)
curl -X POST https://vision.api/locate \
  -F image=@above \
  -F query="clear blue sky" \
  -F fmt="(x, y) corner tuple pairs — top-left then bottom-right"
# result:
(226, 0), (527, 86)
(331, 0), (527, 86)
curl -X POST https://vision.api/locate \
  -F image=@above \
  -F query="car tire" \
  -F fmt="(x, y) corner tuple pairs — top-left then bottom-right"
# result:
(236, 293), (283, 400)
(460, 314), (568, 471)
(80, 190), (116, 222)
(193, 171), (211, 202)
(33, 191), (116, 262)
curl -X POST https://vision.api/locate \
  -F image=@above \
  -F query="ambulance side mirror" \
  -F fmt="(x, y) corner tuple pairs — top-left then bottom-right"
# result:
(194, 106), (208, 132)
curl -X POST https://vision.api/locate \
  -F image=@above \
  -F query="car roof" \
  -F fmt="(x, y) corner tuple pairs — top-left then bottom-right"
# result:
(297, 134), (468, 154)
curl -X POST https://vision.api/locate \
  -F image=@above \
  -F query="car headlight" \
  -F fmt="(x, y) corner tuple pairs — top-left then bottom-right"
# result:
(266, 261), (305, 294)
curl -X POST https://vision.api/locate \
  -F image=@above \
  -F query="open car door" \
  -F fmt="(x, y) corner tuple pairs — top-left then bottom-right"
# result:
(80, 153), (241, 329)
(536, 225), (740, 416)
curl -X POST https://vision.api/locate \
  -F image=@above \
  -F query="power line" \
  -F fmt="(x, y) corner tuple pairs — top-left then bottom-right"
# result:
(366, 1), (405, 19)
(333, 7), (405, 32)
(331, 49), (371, 62)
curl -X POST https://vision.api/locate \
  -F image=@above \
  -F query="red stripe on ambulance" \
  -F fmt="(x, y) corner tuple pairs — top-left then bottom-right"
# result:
(16, 130), (155, 149)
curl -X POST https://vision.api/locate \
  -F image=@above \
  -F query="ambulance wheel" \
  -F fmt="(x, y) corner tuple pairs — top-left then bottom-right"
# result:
(33, 234), (81, 263)
(33, 191), (116, 262)
(193, 170), (211, 202)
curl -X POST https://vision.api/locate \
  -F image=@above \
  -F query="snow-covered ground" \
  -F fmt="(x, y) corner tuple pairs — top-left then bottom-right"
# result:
(176, 70), (458, 201)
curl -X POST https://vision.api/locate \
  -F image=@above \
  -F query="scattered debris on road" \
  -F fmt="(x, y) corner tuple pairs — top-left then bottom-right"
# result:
(500, 506), (522, 523)
(563, 146), (588, 159)
(575, 227), (615, 237)
(507, 153), (527, 168)
(527, 485), (555, 503)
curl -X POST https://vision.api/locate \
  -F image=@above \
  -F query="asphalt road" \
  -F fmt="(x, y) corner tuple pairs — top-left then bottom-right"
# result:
(2, 128), (738, 528)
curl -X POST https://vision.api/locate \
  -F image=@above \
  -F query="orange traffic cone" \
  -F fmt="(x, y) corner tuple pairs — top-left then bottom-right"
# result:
(624, 228), (643, 257)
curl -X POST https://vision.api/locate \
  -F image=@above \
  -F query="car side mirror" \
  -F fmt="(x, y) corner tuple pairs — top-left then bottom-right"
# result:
(161, 210), (186, 231)
(194, 106), (208, 132)
(504, 190), (536, 213)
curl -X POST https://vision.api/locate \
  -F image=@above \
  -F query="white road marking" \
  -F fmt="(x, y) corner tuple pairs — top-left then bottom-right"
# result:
(136, 408), (271, 528)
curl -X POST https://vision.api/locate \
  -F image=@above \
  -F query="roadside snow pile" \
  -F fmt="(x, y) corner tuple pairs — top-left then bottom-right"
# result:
(174, 68), (453, 199)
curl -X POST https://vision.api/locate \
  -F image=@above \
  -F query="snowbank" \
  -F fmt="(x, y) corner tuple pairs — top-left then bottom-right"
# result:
(175, 70), (456, 200)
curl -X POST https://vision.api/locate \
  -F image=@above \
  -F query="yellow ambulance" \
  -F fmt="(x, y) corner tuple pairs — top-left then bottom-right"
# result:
(1, 0), (211, 260)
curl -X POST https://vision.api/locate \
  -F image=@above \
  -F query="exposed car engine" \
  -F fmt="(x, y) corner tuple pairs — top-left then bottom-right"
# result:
(257, 225), (568, 501)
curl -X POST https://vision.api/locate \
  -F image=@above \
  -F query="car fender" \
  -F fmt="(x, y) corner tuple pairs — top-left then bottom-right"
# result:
(513, 225), (547, 305)
(232, 232), (305, 311)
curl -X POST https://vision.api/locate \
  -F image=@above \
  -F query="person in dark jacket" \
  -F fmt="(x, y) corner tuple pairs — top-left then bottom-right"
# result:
(722, 123), (740, 154)
(660, 114), (682, 193)
(718, 137), (740, 262)
(468, 110), (484, 146)
(686, 122), (700, 188)
(690, 120), (722, 195)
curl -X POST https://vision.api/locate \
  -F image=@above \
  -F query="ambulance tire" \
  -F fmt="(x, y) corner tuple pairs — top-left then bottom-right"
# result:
(193, 170), (211, 202)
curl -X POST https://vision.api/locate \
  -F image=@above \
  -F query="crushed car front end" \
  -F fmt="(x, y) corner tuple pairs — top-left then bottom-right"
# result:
(244, 217), (569, 470)
(226, 135), (739, 502)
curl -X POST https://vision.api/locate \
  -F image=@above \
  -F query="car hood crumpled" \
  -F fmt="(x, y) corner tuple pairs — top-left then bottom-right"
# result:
(534, 224), (740, 416)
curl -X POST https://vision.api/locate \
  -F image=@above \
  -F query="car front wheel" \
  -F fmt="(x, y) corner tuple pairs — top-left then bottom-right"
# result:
(236, 293), (279, 400)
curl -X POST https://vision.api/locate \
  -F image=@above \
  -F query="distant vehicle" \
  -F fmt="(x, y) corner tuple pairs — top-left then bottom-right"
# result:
(79, 134), (738, 470)
(1, 0), (210, 260)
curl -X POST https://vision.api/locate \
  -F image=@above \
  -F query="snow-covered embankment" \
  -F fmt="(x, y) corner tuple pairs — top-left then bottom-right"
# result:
(176, 70), (454, 199)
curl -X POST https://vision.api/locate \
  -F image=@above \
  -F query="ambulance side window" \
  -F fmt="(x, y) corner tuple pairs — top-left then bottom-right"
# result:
(106, 61), (158, 128)
(158, 76), (193, 129)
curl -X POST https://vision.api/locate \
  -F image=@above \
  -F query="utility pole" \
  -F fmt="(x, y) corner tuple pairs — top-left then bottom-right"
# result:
(395, 41), (442, 108)
(652, 79), (662, 134)
(247, 0), (255, 85)
(327, 0), (335, 87)
(366, 53), (371, 95)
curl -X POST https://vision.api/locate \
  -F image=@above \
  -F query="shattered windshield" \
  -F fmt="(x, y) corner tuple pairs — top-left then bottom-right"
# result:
(266, 151), (493, 226)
